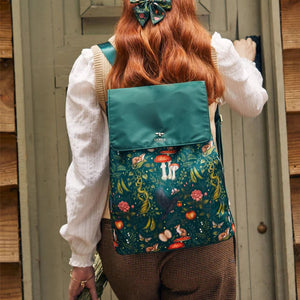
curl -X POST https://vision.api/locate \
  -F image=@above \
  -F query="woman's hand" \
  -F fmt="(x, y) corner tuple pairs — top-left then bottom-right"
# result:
(233, 38), (256, 62)
(69, 266), (99, 300)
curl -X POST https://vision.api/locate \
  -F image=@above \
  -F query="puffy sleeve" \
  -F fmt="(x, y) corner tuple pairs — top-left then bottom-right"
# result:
(59, 48), (110, 267)
(211, 32), (268, 117)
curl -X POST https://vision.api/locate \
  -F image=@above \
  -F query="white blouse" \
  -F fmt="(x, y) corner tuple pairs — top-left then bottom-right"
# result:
(60, 32), (268, 267)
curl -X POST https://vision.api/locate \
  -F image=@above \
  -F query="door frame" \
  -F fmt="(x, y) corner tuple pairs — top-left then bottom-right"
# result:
(260, 0), (296, 298)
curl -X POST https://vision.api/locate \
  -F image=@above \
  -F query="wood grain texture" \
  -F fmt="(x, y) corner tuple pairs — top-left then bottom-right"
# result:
(0, 263), (22, 300)
(291, 177), (300, 245)
(280, 0), (300, 50)
(296, 258), (300, 300)
(0, 59), (15, 132)
(0, 186), (19, 262)
(287, 114), (300, 175)
(0, 133), (17, 186)
(0, 0), (12, 58)
(283, 50), (300, 112)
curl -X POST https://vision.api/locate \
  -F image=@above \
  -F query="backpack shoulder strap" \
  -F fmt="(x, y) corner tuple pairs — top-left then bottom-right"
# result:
(91, 42), (115, 113)
(97, 42), (116, 65)
(211, 46), (224, 165)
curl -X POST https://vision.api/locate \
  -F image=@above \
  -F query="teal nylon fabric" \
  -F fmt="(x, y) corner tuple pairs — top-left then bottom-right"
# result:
(108, 81), (211, 151)
(97, 42), (116, 65)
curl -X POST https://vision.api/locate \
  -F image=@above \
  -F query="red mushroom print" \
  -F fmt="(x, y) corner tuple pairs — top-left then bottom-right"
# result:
(168, 242), (185, 250)
(173, 236), (190, 242)
(160, 149), (177, 169)
(154, 155), (171, 180)
(160, 150), (177, 155)
(168, 163), (179, 180)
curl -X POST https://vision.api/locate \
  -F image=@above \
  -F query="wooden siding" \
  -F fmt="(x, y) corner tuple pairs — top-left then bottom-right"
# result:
(0, 0), (12, 58)
(291, 178), (300, 245)
(0, 59), (15, 132)
(0, 133), (17, 187)
(283, 50), (300, 113)
(0, 0), (22, 299)
(287, 114), (300, 175)
(0, 263), (22, 300)
(281, 0), (300, 297)
(11, 0), (296, 298)
(281, 0), (300, 50)
(0, 187), (19, 262)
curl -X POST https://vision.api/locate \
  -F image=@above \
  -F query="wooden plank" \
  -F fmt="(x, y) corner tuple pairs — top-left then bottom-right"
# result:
(12, 0), (41, 297)
(280, 0), (300, 50)
(80, 0), (91, 16)
(291, 177), (300, 245)
(81, 5), (122, 17)
(296, 258), (300, 300)
(295, 242), (300, 299)
(231, 112), (252, 299)
(0, 0), (12, 58)
(283, 50), (300, 112)
(261, 0), (297, 297)
(0, 186), (19, 262)
(287, 114), (300, 175)
(0, 59), (15, 132)
(0, 263), (22, 300)
(0, 133), (17, 187)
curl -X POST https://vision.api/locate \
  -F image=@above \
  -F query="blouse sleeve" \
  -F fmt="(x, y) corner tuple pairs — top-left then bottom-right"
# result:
(59, 49), (110, 267)
(211, 32), (268, 117)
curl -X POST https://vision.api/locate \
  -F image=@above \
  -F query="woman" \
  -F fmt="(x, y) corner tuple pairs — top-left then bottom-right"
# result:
(60, 0), (268, 299)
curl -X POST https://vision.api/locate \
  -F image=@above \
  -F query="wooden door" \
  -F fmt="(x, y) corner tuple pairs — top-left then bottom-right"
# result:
(12, 0), (295, 299)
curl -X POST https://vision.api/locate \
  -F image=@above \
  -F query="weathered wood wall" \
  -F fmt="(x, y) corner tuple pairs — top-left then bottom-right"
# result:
(9, 0), (296, 299)
(0, 0), (22, 299)
(280, 0), (300, 297)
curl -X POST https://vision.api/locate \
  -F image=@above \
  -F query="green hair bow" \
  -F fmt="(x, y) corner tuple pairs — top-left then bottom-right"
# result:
(130, 0), (172, 27)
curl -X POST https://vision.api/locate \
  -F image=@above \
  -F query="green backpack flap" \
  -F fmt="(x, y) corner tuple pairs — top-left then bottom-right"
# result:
(98, 42), (234, 255)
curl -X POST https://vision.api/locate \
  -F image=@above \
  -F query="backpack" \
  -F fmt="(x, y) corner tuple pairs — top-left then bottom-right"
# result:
(92, 41), (235, 255)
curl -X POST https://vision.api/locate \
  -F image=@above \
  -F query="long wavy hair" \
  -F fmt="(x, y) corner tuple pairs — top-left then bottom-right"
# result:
(106, 0), (224, 104)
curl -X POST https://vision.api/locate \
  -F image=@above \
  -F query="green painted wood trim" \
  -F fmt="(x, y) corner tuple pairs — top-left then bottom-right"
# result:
(261, 0), (296, 299)
(11, 0), (41, 299)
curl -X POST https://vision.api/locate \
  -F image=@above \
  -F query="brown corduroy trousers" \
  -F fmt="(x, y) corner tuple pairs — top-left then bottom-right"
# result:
(98, 219), (236, 300)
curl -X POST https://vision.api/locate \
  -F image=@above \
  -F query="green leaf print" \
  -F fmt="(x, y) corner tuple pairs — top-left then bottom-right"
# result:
(190, 169), (197, 183)
(117, 165), (126, 172)
(187, 154), (197, 161)
(117, 181), (123, 194)
(193, 167), (203, 179)
(121, 179), (129, 192)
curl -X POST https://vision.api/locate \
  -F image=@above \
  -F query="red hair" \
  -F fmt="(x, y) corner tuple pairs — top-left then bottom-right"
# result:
(106, 0), (224, 104)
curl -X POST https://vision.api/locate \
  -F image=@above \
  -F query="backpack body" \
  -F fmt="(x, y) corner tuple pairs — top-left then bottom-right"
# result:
(96, 42), (235, 255)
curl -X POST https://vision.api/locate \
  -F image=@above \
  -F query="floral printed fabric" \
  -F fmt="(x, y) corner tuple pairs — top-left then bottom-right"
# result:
(109, 140), (235, 255)
(130, 0), (172, 27)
